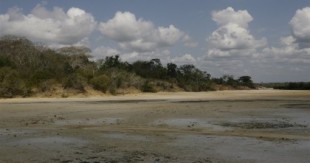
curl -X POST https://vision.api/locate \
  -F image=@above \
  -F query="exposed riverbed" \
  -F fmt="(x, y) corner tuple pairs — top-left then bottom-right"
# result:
(0, 90), (310, 162)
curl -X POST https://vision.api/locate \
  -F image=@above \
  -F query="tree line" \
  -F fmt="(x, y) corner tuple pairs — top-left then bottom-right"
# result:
(261, 82), (310, 90)
(0, 35), (256, 98)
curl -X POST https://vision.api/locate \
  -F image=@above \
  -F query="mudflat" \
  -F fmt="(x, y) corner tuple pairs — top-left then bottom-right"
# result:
(0, 90), (310, 163)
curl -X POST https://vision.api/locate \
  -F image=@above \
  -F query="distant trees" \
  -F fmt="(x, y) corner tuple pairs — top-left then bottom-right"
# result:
(131, 59), (167, 79)
(272, 82), (310, 90)
(175, 64), (211, 91)
(98, 55), (127, 70)
(0, 35), (257, 98)
(238, 76), (255, 88)
(212, 75), (255, 89)
(167, 63), (177, 78)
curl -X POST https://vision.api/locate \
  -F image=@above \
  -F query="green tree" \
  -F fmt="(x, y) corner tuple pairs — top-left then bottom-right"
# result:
(167, 63), (177, 78)
(238, 76), (255, 88)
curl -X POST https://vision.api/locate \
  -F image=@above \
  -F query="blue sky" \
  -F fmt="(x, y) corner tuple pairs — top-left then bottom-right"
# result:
(1, 0), (310, 82)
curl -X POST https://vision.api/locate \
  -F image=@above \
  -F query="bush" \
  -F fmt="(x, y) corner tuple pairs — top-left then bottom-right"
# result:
(0, 67), (30, 97)
(141, 80), (157, 93)
(90, 74), (110, 92)
(63, 75), (86, 92)
(30, 70), (55, 86)
(37, 79), (58, 92)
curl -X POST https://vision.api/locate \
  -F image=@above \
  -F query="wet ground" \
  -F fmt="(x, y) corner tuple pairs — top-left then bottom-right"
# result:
(0, 90), (310, 162)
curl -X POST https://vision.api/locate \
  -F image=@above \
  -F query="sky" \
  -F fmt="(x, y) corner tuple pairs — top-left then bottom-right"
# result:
(0, 0), (310, 82)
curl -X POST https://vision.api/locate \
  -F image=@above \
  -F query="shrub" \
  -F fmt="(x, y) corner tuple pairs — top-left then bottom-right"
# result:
(0, 67), (30, 97)
(141, 80), (157, 93)
(37, 79), (58, 92)
(90, 74), (110, 93)
(63, 75), (86, 92)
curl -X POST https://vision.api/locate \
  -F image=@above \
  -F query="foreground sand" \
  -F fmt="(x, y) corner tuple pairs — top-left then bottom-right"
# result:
(0, 90), (310, 162)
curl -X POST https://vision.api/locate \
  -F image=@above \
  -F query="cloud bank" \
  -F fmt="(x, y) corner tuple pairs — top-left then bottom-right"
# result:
(0, 5), (96, 45)
(263, 7), (310, 64)
(99, 11), (195, 52)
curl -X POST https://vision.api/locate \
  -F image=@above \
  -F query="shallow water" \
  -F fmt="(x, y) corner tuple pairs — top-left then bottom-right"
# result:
(11, 136), (87, 147)
(170, 134), (310, 163)
(102, 132), (153, 142)
(153, 118), (231, 131)
(54, 117), (123, 126)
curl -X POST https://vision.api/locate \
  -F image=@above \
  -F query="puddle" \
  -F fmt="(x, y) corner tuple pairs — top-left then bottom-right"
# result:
(76, 99), (166, 104)
(152, 118), (230, 131)
(102, 132), (152, 142)
(174, 100), (211, 103)
(220, 121), (307, 129)
(273, 111), (310, 127)
(12, 136), (87, 147)
(54, 117), (123, 126)
(0, 128), (36, 135)
(169, 134), (310, 163)
(281, 103), (310, 109)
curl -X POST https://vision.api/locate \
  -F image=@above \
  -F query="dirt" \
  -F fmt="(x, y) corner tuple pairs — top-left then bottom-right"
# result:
(0, 90), (310, 162)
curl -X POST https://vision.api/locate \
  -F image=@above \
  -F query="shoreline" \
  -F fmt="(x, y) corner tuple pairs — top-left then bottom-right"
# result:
(1, 89), (310, 103)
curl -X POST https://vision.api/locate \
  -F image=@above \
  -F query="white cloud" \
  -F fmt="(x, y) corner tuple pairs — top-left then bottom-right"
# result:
(122, 50), (172, 63)
(171, 54), (197, 65)
(92, 45), (172, 64)
(92, 47), (198, 67)
(92, 46), (120, 59)
(206, 7), (266, 58)
(263, 7), (310, 64)
(183, 35), (198, 48)
(158, 25), (184, 46)
(280, 36), (296, 46)
(209, 24), (261, 51)
(0, 5), (96, 45)
(290, 7), (310, 44)
(212, 7), (253, 28)
(99, 11), (194, 52)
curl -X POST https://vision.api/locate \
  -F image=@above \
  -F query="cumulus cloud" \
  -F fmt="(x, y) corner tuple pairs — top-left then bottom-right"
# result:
(99, 11), (195, 52)
(290, 7), (310, 42)
(92, 45), (175, 65)
(206, 7), (266, 58)
(263, 7), (310, 64)
(209, 24), (260, 51)
(290, 7), (310, 48)
(171, 54), (197, 65)
(92, 46), (120, 59)
(120, 50), (172, 63)
(183, 35), (198, 48)
(263, 38), (310, 64)
(212, 7), (253, 28)
(92, 45), (198, 67)
(0, 5), (96, 45)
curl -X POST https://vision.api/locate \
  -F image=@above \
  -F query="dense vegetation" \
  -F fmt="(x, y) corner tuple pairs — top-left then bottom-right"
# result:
(261, 82), (310, 90)
(0, 36), (256, 98)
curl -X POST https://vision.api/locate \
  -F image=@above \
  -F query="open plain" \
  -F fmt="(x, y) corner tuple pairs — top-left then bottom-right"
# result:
(0, 90), (310, 163)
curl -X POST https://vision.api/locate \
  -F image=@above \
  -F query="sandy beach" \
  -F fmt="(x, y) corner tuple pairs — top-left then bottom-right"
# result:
(0, 90), (310, 162)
